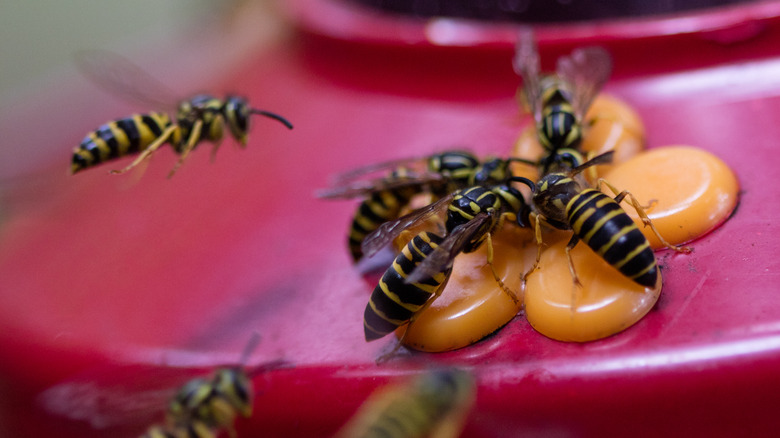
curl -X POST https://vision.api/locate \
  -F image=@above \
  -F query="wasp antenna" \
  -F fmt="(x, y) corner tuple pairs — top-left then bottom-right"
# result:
(506, 157), (538, 168)
(250, 109), (293, 130)
(572, 150), (614, 175)
(510, 176), (536, 192)
(239, 332), (262, 366)
(245, 359), (293, 377)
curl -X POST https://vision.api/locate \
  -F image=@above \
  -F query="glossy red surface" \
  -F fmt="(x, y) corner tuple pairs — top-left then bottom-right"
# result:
(2, 0), (780, 436)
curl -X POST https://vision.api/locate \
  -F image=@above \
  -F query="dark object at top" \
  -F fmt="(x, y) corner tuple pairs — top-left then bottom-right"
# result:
(349, 0), (754, 23)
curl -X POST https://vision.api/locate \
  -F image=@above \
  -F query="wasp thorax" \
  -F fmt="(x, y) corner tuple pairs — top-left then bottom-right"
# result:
(469, 158), (510, 186)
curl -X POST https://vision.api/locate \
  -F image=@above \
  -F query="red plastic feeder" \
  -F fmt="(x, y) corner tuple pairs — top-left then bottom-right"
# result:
(1, 0), (780, 436)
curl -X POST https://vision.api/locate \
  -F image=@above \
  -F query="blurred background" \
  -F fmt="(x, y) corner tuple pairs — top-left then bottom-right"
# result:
(0, 0), (290, 178)
(0, 0), (214, 103)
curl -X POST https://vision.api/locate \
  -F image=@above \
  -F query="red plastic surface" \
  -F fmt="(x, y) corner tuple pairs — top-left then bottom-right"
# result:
(2, 0), (780, 436)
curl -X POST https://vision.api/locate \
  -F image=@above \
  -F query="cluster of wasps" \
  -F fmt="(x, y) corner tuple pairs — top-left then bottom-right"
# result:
(58, 30), (694, 437)
(320, 30), (691, 360)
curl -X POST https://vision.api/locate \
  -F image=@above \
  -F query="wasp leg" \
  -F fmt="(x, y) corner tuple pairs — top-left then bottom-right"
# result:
(564, 234), (584, 312)
(521, 212), (544, 283)
(376, 273), (451, 364)
(168, 119), (203, 178)
(210, 139), (224, 162)
(486, 232), (519, 305)
(226, 424), (237, 438)
(109, 125), (179, 175)
(597, 178), (693, 254)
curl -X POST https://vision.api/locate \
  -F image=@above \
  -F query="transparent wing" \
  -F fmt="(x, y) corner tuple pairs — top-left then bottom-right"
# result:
(315, 174), (443, 199)
(556, 46), (612, 120)
(513, 28), (543, 124)
(361, 194), (453, 259)
(37, 365), (196, 430)
(328, 155), (431, 185)
(406, 213), (491, 284)
(74, 49), (180, 110)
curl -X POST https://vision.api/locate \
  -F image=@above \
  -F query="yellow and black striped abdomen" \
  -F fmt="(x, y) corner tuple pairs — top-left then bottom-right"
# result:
(348, 187), (417, 261)
(71, 112), (176, 174)
(566, 188), (657, 288)
(363, 232), (451, 341)
(539, 103), (580, 153)
(141, 420), (214, 438)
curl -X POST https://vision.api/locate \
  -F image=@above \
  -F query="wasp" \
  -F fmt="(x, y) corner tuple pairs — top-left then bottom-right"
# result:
(318, 151), (532, 262)
(70, 50), (293, 178)
(361, 181), (533, 356)
(136, 335), (267, 438)
(336, 368), (476, 438)
(140, 419), (214, 438)
(151, 367), (253, 438)
(513, 29), (612, 173)
(38, 334), (285, 438)
(521, 151), (691, 293)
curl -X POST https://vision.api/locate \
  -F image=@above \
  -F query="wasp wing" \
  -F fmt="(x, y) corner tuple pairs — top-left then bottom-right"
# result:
(513, 28), (543, 124)
(361, 194), (452, 259)
(327, 155), (432, 185)
(315, 173), (443, 199)
(75, 49), (180, 110)
(556, 46), (612, 120)
(406, 212), (491, 284)
(37, 364), (196, 430)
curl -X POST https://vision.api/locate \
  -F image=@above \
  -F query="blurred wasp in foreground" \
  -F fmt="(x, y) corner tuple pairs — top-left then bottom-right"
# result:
(71, 50), (292, 178)
(361, 178), (534, 359)
(514, 29), (612, 173)
(39, 335), (286, 438)
(138, 335), (272, 438)
(521, 151), (692, 297)
(336, 368), (476, 438)
(318, 150), (534, 262)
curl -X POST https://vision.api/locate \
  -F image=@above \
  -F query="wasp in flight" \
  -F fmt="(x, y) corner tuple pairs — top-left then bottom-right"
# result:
(136, 335), (274, 438)
(318, 150), (533, 262)
(70, 50), (293, 178)
(513, 29), (612, 173)
(361, 179), (533, 356)
(336, 368), (475, 438)
(522, 151), (691, 293)
(38, 335), (287, 438)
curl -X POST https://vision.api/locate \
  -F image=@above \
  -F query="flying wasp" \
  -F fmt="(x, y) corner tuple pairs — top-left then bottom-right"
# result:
(137, 335), (269, 438)
(361, 180), (533, 357)
(70, 50), (293, 178)
(521, 151), (691, 293)
(318, 151), (532, 261)
(39, 335), (286, 438)
(336, 368), (476, 438)
(140, 419), (215, 438)
(513, 29), (612, 173)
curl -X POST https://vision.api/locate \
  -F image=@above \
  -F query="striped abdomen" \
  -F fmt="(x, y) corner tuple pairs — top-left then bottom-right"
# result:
(363, 232), (451, 341)
(71, 112), (178, 174)
(141, 420), (214, 438)
(566, 188), (657, 288)
(348, 186), (417, 261)
(539, 103), (581, 153)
